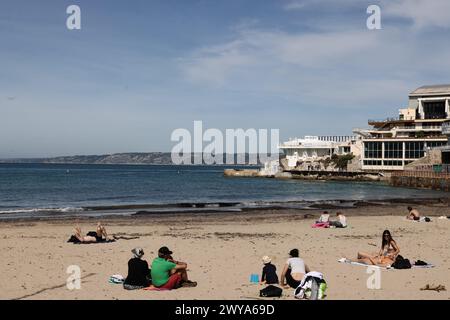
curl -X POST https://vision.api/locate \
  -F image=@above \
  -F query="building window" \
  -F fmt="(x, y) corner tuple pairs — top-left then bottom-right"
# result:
(364, 142), (382, 159)
(426, 141), (446, 149)
(384, 142), (403, 159)
(363, 160), (382, 166)
(405, 142), (424, 159)
(383, 160), (403, 166)
(423, 101), (446, 119)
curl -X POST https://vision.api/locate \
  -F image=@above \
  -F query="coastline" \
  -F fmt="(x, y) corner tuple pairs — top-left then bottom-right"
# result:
(1, 196), (450, 222)
(1, 202), (449, 300)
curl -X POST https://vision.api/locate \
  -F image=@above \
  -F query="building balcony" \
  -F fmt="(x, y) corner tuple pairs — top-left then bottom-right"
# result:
(395, 125), (441, 131)
(368, 117), (402, 125)
(361, 135), (448, 140)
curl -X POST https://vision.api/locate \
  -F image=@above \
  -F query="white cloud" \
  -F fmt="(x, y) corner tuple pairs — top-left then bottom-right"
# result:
(283, 1), (307, 11)
(382, 0), (450, 29)
(179, 21), (450, 112)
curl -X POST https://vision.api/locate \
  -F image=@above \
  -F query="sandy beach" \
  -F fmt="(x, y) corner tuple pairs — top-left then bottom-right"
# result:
(1, 203), (449, 300)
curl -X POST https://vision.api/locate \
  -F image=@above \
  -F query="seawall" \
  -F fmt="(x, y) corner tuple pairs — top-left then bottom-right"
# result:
(390, 173), (450, 191)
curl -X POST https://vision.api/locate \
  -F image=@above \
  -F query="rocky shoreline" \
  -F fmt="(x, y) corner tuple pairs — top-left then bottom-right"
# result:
(224, 168), (386, 182)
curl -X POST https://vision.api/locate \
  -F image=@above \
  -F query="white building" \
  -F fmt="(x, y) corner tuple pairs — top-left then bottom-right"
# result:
(279, 135), (356, 169)
(355, 84), (450, 171)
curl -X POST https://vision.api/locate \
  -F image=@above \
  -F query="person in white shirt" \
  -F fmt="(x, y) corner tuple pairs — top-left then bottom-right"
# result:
(316, 211), (330, 223)
(280, 249), (310, 289)
(329, 212), (347, 228)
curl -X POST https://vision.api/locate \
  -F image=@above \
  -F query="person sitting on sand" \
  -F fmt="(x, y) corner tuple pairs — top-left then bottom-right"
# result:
(280, 249), (310, 289)
(406, 206), (420, 221)
(357, 230), (400, 266)
(260, 256), (279, 285)
(329, 212), (347, 228)
(151, 246), (197, 290)
(123, 247), (151, 290)
(316, 211), (330, 224)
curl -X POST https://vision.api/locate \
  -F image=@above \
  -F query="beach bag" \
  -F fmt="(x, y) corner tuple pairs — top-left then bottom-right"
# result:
(391, 255), (411, 269)
(259, 285), (282, 298)
(295, 272), (327, 300)
(109, 275), (125, 284)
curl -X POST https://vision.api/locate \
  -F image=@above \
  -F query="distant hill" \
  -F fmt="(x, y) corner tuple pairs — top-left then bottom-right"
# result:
(0, 153), (277, 165)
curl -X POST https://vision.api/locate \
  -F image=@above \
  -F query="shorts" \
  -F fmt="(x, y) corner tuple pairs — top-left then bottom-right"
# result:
(286, 269), (301, 289)
(157, 273), (182, 290)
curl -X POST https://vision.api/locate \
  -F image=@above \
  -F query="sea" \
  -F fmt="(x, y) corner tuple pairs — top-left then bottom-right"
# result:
(0, 163), (446, 220)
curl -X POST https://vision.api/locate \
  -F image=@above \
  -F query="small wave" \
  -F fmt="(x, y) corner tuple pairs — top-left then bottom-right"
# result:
(0, 207), (84, 215)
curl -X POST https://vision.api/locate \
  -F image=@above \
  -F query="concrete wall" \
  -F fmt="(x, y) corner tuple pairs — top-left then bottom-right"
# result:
(399, 108), (416, 120)
(391, 175), (450, 191)
(408, 98), (419, 109)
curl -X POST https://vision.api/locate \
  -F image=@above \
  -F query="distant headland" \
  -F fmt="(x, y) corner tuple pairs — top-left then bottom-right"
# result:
(0, 153), (266, 165)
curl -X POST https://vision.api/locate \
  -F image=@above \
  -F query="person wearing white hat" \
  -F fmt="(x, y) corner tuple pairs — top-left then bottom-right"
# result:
(260, 255), (279, 285)
(123, 247), (151, 290)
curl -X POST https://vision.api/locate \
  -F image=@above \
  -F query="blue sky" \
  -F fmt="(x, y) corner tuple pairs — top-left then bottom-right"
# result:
(2, 0), (450, 157)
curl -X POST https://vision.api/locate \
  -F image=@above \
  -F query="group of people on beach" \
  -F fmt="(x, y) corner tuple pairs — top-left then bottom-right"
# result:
(67, 204), (432, 297)
(314, 211), (347, 228)
(69, 223), (197, 290)
(123, 246), (197, 290)
(259, 249), (311, 289)
(353, 206), (434, 267)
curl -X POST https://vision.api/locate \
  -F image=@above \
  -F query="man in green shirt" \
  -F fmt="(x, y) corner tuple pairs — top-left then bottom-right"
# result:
(151, 246), (196, 289)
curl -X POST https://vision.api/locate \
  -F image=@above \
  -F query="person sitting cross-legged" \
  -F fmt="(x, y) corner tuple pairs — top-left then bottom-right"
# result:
(151, 246), (197, 290)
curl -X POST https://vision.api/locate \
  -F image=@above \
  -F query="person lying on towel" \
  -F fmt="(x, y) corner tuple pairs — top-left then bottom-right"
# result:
(356, 230), (400, 266)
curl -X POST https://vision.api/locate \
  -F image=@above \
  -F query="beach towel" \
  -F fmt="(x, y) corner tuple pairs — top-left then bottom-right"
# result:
(404, 217), (432, 223)
(312, 222), (330, 228)
(412, 260), (435, 268)
(68, 236), (116, 244)
(338, 258), (392, 269)
(412, 264), (435, 269)
(143, 286), (170, 291)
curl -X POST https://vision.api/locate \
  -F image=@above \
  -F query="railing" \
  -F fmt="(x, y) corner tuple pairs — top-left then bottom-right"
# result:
(362, 136), (448, 140)
(404, 164), (450, 173)
(368, 117), (400, 123)
(317, 136), (356, 142)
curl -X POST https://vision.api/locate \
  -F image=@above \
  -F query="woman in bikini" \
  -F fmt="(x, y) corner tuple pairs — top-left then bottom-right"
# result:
(73, 222), (109, 243)
(357, 230), (399, 266)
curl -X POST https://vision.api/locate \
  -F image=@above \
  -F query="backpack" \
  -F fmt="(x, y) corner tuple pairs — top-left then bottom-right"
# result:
(295, 275), (327, 300)
(391, 255), (411, 269)
(259, 285), (282, 298)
